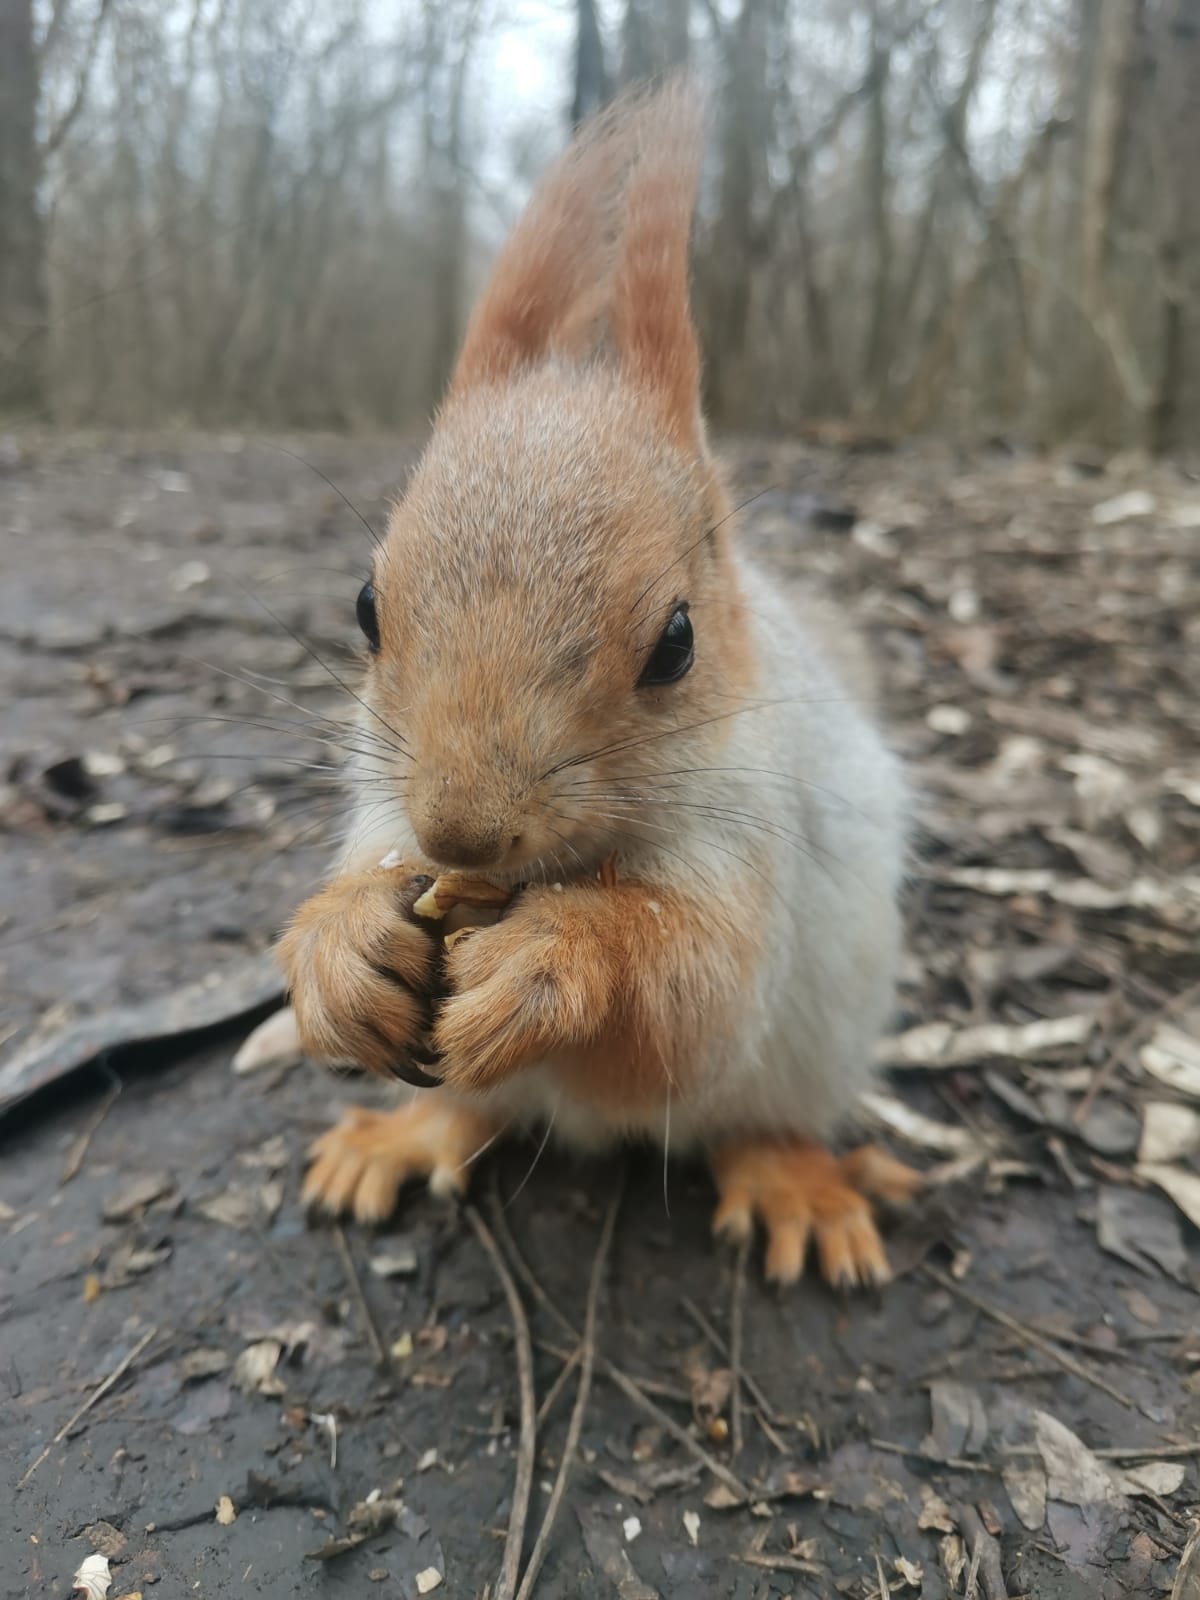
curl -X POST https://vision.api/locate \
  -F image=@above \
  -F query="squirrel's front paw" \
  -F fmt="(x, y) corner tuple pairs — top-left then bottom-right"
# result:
(432, 887), (615, 1090)
(278, 866), (439, 1078)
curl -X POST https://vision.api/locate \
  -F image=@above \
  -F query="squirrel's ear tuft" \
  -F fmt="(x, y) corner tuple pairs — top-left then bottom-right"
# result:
(610, 81), (704, 450)
(449, 79), (705, 451)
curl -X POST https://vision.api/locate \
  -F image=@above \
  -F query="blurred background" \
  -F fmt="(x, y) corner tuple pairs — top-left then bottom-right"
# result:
(2, 0), (1197, 449)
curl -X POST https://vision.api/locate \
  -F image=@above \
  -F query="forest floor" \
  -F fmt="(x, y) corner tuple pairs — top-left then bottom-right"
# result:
(2, 430), (1199, 1600)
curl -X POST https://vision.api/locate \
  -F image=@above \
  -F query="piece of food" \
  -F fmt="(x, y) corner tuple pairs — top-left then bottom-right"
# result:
(412, 873), (513, 921)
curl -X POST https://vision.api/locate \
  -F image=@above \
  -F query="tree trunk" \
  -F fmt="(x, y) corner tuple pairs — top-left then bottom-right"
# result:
(571, 0), (610, 126)
(0, 0), (46, 412)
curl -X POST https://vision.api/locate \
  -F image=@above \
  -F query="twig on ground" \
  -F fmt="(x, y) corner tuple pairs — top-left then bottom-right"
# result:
(870, 1438), (1001, 1473)
(737, 1551), (825, 1576)
(535, 1344), (581, 1432)
(921, 1265), (1138, 1411)
(957, 1503), (1010, 1599)
(515, 1171), (625, 1600)
(679, 1295), (784, 1431)
(467, 1203), (536, 1600)
(488, 1184), (755, 1503)
(333, 1225), (386, 1369)
(18, 1324), (158, 1488)
(729, 1236), (749, 1460)
(60, 1065), (122, 1183)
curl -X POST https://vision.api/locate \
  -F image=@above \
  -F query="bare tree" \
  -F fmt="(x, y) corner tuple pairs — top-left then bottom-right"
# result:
(0, 0), (45, 410)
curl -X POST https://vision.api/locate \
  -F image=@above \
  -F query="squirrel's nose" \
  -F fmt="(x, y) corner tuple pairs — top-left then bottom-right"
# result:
(415, 819), (513, 871)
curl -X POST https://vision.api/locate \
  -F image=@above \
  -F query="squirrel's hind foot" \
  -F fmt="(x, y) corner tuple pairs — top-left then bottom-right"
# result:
(711, 1138), (920, 1288)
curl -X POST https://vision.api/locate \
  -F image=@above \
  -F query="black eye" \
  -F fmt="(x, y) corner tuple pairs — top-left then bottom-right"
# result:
(356, 581), (380, 652)
(638, 603), (693, 687)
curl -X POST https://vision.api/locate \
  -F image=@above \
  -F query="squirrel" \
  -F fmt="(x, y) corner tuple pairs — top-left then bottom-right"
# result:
(244, 82), (919, 1287)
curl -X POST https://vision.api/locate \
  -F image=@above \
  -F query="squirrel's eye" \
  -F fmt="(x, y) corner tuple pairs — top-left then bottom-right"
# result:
(638, 603), (693, 687)
(356, 581), (380, 652)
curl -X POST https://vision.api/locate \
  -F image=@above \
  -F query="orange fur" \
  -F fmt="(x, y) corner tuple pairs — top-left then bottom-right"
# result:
(433, 878), (758, 1103)
(303, 1097), (497, 1221)
(712, 1140), (920, 1287)
(278, 862), (436, 1074)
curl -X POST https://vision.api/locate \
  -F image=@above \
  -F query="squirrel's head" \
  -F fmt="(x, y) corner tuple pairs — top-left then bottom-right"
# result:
(355, 83), (756, 877)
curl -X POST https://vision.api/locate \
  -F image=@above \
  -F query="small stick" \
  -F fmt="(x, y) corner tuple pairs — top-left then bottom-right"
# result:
(516, 1173), (624, 1600)
(488, 1187), (755, 1504)
(60, 1066), (122, 1184)
(466, 1204), (536, 1600)
(920, 1265), (1137, 1411)
(680, 1294), (781, 1424)
(332, 1226), (386, 1369)
(957, 1503), (1010, 1600)
(870, 1438), (1002, 1473)
(729, 1236), (749, 1460)
(18, 1325), (157, 1489)
(737, 1552), (825, 1576)
(535, 1344), (582, 1433)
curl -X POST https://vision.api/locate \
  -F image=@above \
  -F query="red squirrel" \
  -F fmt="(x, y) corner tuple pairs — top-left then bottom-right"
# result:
(244, 83), (919, 1286)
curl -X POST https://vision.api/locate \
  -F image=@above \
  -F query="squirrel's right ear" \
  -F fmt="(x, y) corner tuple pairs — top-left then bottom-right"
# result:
(448, 104), (628, 396)
(449, 81), (705, 451)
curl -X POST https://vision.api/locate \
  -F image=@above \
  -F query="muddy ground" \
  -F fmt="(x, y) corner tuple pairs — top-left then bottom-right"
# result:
(2, 431), (1199, 1599)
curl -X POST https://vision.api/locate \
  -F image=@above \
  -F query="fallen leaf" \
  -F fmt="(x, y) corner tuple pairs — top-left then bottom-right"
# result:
(72, 1554), (112, 1599)
(232, 1339), (284, 1396)
(1142, 1027), (1200, 1099)
(1140, 1102), (1200, 1164)
(924, 1379), (988, 1458)
(883, 1014), (1094, 1068)
(1115, 1461), (1186, 1497)
(415, 1571), (443, 1595)
(917, 1486), (957, 1534)
(682, 1510), (700, 1546)
(232, 1007), (301, 1075)
(215, 1495), (236, 1525)
(938, 866), (1200, 913)
(1096, 1186), (1187, 1280)
(83, 1523), (126, 1559)
(1002, 1463), (1047, 1531)
(893, 1556), (923, 1588)
(369, 1247), (419, 1279)
(195, 1180), (284, 1229)
(102, 1240), (172, 1290)
(1034, 1411), (1123, 1507)
(860, 1091), (982, 1153)
(1137, 1164), (1200, 1231)
(101, 1173), (174, 1223)
(178, 1347), (230, 1382)
(1122, 1286), (1161, 1326)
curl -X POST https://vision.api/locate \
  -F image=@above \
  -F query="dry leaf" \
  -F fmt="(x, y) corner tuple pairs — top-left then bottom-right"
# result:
(860, 1091), (982, 1153)
(1140, 1102), (1200, 1164)
(939, 1534), (967, 1588)
(195, 1179), (284, 1229)
(178, 1347), (229, 1382)
(939, 866), (1200, 913)
(232, 1338), (284, 1396)
(72, 1554), (112, 1599)
(215, 1495), (236, 1525)
(101, 1173), (174, 1223)
(893, 1556), (923, 1587)
(1096, 1185), (1187, 1279)
(682, 1511), (700, 1546)
(369, 1247), (418, 1279)
(1034, 1411), (1123, 1507)
(883, 1013), (1093, 1068)
(924, 1379), (989, 1458)
(1002, 1463), (1047, 1531)
(1142, 1027), (1200, 1099)
(1116, 1461), (1187, 1497)
(415, 1572), (443, 1595)
(1137, 1164), (1200, 1231)
(232, 1007), (301, 1074)
(917, 1486), (957, 1534)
